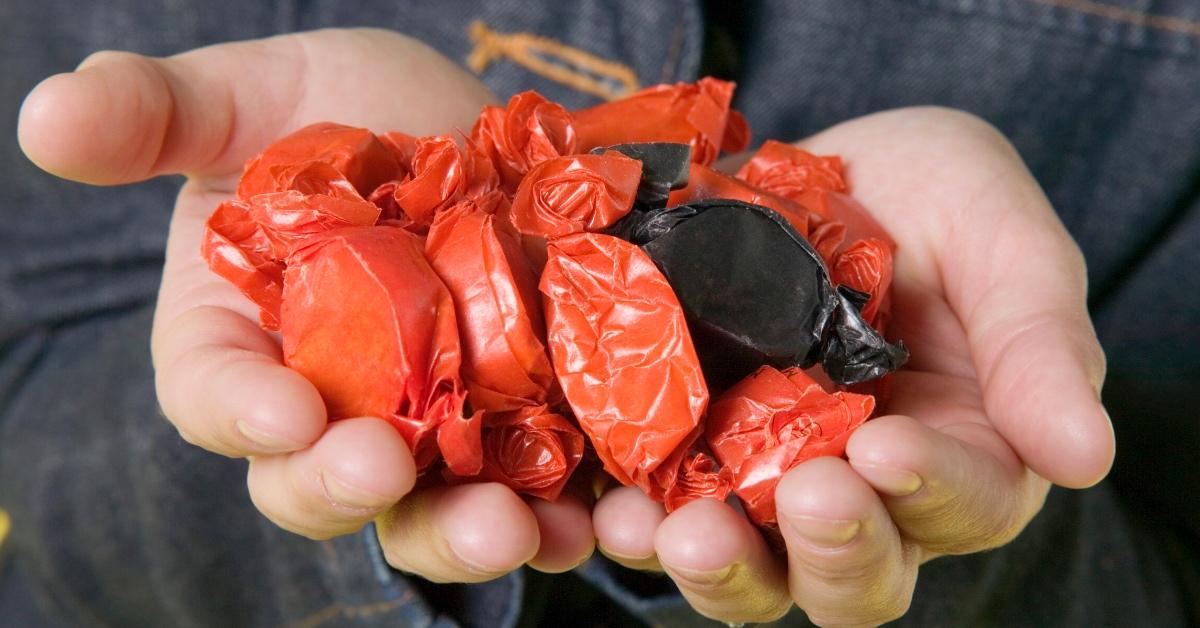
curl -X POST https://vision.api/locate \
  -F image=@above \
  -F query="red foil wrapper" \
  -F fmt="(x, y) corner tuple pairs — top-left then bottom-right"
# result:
(281, 226), (467, 472)
(384, 135), (499, 229)
(540, 233), (709, 503)
(471, 91), (578, 192)
(201, 200), (285, 330)
(832, 238), (894, 330)
(662, 450), (733, 513)
(573, 78), (750, 166)
(456, 404), (587, 502)
(506, 153), (642, 239)
(247, 188), (380, 260)
(237, 122), (400, 200)
(705, 366), (874, 529)
(735, 140), (847, 196)
(425, 194), (557, 412)
(736, 141), (893, 251)
(667, 163), (816, 237)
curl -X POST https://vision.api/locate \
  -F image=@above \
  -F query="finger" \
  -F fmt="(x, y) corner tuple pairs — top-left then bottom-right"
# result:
(246, 417), (415, 540)
(592, 486), (666, 571)
(777, 457), (918, 627)
(377, 483), (540, 583)
(847, 412), (1048, 555)
(655, 499), (793, 623)
(153, 304), (326, 457)
(527, 494), (595, 573)
(947, 176), (1112, 488)
(793, 108), (1114, 489)
(18, 28), (494, 184)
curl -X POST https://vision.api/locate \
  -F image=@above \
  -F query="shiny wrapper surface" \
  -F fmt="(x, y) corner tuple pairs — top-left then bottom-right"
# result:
(705, 366), (874, 529)
(540, 233), (710, 504)
(281, 226), (466, 472)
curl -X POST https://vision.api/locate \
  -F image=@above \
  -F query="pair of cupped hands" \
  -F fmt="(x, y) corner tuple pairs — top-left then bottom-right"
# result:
(19, 29), (1115, 626)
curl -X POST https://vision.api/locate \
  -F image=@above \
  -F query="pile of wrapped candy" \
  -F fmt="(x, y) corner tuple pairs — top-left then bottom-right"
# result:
(203, 78), (907, 534)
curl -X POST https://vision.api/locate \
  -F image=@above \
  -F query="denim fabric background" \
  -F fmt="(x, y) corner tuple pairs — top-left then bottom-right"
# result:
(1, 1), (1197, 626)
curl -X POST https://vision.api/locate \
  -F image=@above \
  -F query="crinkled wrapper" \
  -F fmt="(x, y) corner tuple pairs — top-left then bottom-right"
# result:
(506, 153), (642, 239)
(201, 200), (286, 329)
(447, 404), (586, 502)
(281, 226), (468, 472)
(573, 78), (749, 166)
(425, 193), (557, 412)
(705, 366), (874, 530)
(667, 163), (817, 238)
(472, 91), (578, 192)
(237, 122), (400, 199)
(540, 233), (713, 506)
(736, 141), (894, 252)
(832, 237), (894, 331)
(373, 134), (499, 229)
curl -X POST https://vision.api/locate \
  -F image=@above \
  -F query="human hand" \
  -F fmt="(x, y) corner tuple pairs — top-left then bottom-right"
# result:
(17, 28), (594, 581)
(592, 107), (1114, 625)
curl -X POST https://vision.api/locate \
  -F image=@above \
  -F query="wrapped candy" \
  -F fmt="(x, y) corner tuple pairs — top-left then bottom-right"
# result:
(615, 198), (907, 387)
(735, 139), (847, 196)
(540, 233), (716, 508)
(736, 141), (894, 251)
(666, 163), (817, 237)
(506, 153), (642, 239)
(705, 366), (874, 529)
(832, 238), (894, 330)
(281, 226), (468, 472)
(458, 404), (586, 502)
(375, 134), (499, 229)
(425, 193), (557, 411)
(200, 78), (907, 512)
(573, 78), (750, 166)
(471, 91), (578, 192)
(202, 200), (285, 329)
(237, 122), (400, 199)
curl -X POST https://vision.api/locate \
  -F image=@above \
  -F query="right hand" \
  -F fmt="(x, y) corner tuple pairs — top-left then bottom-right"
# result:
(18, 28), (595, 581)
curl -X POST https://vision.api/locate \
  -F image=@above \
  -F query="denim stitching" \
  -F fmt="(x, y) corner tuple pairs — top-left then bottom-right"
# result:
(1030, 0), (1200, 36)
(465, 20), (640, 100)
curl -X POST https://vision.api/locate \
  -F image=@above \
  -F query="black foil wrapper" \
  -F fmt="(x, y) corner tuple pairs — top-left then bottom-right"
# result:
(615, 198), (907, 388)
(592, 142), (692, 210)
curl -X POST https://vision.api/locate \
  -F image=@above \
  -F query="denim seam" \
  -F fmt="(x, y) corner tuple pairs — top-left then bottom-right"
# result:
(899, 0), (1199, 57)
(1030, 0), (1200, 36)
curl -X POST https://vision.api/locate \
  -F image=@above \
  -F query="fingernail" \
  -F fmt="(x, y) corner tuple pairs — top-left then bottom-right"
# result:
(853, 464), (923, 497)
(785, 516), (861, 549)
(235, 421), (304, 452)
(320, 471), (393, 511)
(667, 563), (735, 586)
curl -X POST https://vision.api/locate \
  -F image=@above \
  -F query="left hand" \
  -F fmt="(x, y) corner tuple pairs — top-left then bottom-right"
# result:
(592, 106), (1114, 625)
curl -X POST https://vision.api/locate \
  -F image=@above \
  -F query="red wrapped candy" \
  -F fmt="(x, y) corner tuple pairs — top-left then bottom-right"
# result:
(540, 232), (710, 506)
(471, 91), (578, 192)
(425, 193), (557, 412)
(736, 141), (894, 251)
(506, 153), (642, 239)
(380, 134), (499, 229)
(735, 140), (847, 196)
(832, 238), (894, 330)
(237, 122), (400, 199)
(667, 163), (817, 237)
(456, 404), (586, 502)
(281, 226), (468, 471)
(705, 366), (874, 529)
(202, 200), (285, 329)
(573, 77), (750, 166)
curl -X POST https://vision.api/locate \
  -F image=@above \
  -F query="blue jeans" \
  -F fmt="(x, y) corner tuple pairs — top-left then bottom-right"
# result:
(2, 0), (1197, 625)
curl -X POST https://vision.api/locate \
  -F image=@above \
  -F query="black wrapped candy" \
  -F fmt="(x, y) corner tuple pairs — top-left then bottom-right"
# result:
(614, 198), (907, 388)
